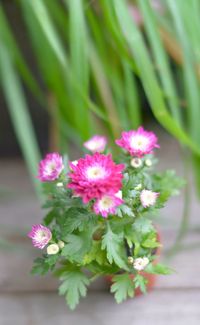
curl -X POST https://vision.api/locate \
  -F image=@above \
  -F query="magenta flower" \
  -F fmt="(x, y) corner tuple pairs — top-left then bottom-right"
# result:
(28, 224), (52, 249)
(140, 189), (159, 208)
(68, 153), (124, 203)
(116, 127), (159, 157)
(83, 135), (107, 153)
(38, 152), (64, 182)
(93, 194), (123, 218)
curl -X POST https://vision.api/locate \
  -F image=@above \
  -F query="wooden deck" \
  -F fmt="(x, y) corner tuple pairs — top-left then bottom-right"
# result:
(0, 134), (200, 324)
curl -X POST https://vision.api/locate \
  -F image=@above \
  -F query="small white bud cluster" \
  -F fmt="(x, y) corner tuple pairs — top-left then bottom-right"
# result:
(47, 240), (65, 255)
(133, 257), (149, 271)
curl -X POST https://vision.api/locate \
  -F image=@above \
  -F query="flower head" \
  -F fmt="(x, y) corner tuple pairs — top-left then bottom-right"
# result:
(28, 224), (52, 249)
(38, 153), (64, 182)
(116, 127), (159, 157)
(83, 135), (107, 153)
(133, 257), (149, 271)
(93, 194), (123, 218)
(68, 153), (124, 203)
(140, 189), (159, 208)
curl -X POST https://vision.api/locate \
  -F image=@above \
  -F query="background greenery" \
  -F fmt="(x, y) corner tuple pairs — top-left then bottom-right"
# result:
(1, 0), (200, 204)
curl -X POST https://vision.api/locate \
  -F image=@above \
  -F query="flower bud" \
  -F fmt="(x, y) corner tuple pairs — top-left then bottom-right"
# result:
(127, 256), (134, 265)
(58, 240), (65, 249)
(56, 182), (63, 187)
(130, 158), (142, 168)
(47, 243), (59, 255)
(145, 159), (152, 167)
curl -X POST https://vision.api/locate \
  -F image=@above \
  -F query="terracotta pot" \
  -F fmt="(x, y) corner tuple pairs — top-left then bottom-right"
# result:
(106, 231), (161, 297)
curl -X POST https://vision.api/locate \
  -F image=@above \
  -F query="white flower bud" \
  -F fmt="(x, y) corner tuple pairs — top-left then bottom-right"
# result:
(133, 257), (149, 271)
(47, 243), (59, 255)
(130, 158), (142, 168)
(127, 256), (134, 265)
(145, 159), (152, 167)
(56, 182), (63, 187)
(58, 240), (65, 249)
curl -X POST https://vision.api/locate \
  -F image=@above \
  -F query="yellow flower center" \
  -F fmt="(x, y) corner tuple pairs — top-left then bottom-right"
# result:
(86, 166), (105, 180)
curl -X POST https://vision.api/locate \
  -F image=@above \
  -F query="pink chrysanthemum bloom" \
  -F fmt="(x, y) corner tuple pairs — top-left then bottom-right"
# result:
(116, 127), (159, 157)
(28, 224), (52, 249)
(38, 152), (64, 182)
(140, 189), (159, 208)
(68, 153), (124, 203)
(93, 194), (123, 218)
(83, 135), (107, 153)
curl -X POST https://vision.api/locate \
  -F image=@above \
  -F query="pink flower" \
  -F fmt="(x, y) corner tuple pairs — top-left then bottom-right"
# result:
(140, 189), (159, 208)
(28, 224), (52, 249)
(38, 152), (64, 182)
(116, 127), (159, 157)
(83, 135), (107, 153)
(93, 194), (123, 218)
(68, 153), (124, 203)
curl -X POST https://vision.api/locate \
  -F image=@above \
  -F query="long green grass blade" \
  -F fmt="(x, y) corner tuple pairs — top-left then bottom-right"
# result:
(111, 0), (200, 156)
(123, 62), (141, 128)
(27, 0), (67, 68)
(138, 0), (181, 125)
(166, 0), (200, 143)
(66, 0), (91, 139)
(0, 6), (43, 103)
(0, 44), (43, 200)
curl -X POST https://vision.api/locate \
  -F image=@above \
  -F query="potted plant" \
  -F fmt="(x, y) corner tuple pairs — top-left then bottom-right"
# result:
(28, 127), (184, 310)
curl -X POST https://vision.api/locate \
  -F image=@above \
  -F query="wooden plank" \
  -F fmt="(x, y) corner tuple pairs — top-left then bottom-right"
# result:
(0, 290), (200, 325)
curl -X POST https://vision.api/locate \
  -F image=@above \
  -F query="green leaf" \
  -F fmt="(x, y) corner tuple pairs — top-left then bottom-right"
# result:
(31, 256), (58, 275)
(146, 263), (174, 275)
(59, 268), (90, 310)
(82, 241), (107, 266)
(111, 273), (134, 303)
(142, 239), (160, 249)
(142, 232), (160, 249)
(61, 232), (92, 263)
(101, 223), (128, 270)
(119, 205), (135, 217)
(133, 217), (154, 235)
(60, 208), (97, 236)
(134, 274), (147, 294)
(43, 209), (57, 226)
(153, 170), (185, 206)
